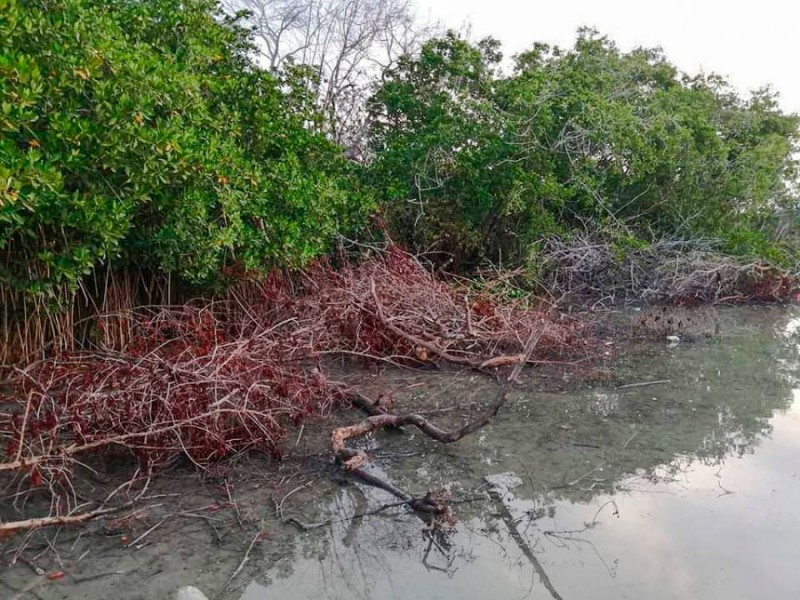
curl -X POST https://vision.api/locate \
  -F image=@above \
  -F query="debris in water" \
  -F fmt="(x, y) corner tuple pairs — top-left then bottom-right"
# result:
(484, 472), (524, 497)
(176, 586), (209, 600)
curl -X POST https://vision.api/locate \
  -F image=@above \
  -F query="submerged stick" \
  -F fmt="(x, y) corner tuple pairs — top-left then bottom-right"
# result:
(486, 485), (564, 600)
(216, 530), (261, 599)
(332, 329), (544, 512)
(616, 379), (671, 390)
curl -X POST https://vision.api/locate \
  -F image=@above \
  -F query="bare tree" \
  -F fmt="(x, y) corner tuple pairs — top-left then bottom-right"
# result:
(225, 0), (436, 156)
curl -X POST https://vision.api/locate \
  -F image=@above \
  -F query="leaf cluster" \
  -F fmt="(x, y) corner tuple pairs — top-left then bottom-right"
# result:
(0, 0), (373, 300)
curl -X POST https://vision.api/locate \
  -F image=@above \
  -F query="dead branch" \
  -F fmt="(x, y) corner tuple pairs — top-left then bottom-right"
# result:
(331, 329), (542, 514)
(1, 247), (590, 533)
(0, 478), (152, 534)
(368, 278), (477, 367)
(0, 503), (132, 533)
(543, 234), (796, 307)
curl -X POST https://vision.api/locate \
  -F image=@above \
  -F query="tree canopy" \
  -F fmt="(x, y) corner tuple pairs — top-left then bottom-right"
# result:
(0, 0), (372, 300)
(368, 30), (799, 267)
(2, 2), (797, 309)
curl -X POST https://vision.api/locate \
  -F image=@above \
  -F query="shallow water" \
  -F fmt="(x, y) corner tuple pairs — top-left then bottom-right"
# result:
(241, 306), (800, 600)
(3, 306), (799, 600)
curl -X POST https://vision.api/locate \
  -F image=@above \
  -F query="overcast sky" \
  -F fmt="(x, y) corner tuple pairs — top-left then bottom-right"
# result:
(422, 0), (800, 113)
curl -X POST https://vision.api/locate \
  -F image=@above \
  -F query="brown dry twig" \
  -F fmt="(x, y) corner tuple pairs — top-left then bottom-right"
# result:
(1, 247), (593, 533)
(331, 329), (543, 513)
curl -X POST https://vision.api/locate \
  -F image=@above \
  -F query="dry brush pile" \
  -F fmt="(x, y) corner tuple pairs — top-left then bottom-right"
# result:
(0, 247), (593, 533)
(543, 235), (797, 307)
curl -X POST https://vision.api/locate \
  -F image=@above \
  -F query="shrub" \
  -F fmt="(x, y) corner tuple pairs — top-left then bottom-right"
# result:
(0, 0), (372, 301)
(367, 30), (800, 268)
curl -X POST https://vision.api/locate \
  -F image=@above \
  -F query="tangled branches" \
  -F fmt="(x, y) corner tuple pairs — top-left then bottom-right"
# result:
(1, 308), (339, 532)
(237, 245), (590, 366)
(0, 247), (593, 533)
(543, 235), (796, 307)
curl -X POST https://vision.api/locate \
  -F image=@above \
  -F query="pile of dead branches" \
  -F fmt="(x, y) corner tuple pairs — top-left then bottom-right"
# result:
(1, 307), (339, 530)
(0, 247), (594, 532)
(543, 234), (796, 307)
(231, 245), (591, 368)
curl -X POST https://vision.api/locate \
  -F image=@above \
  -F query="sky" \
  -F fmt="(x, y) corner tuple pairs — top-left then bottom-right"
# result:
(422, 0), (800, 113)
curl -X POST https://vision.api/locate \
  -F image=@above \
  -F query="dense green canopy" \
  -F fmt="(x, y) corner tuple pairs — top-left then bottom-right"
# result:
(0, 0), (372, 299)
(2, 2), (798, 306)
(368, 30), (799, 267)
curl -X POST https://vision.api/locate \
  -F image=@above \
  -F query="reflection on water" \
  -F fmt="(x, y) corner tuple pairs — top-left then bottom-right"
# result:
(243, 306), (800, 600)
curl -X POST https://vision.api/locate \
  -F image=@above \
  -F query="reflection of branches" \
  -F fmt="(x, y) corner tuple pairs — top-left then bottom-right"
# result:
(488, 490), (564, 600)
(542, 500), (619, 578)
(421, 532), (456, 575)
(332, 329), (544, 521)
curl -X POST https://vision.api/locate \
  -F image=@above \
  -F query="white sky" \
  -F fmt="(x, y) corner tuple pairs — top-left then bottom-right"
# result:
(422, 0), (800, 113)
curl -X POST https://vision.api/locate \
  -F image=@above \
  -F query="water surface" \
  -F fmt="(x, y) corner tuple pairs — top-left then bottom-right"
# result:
(242, 306), (800, 600)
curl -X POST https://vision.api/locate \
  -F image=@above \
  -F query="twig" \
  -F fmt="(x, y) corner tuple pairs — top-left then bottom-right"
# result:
(1, 498), (136, 533)
(285, 499), (412, 531)
(622, 430), (639, 449)
(126, 516), (169, 548)
(276, 479), (317, 521)
(616, 379), (671, 390)
(556, 464), (605, 488)
(216, 530), (261, 599)
(0, 478), (152, 533)
(225, 479), (243, 528)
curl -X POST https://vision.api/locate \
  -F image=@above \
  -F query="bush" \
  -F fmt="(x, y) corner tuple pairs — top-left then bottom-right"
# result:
(367, 30), (800, 268)
(0, 0), (372, 301)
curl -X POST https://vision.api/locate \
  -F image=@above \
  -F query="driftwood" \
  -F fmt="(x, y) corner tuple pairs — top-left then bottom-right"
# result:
(332, 329), (543, 511)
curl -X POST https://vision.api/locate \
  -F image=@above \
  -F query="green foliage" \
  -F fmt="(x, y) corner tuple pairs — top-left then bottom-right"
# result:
(0, 0), (372, 299)
(368, 30), (800, 267)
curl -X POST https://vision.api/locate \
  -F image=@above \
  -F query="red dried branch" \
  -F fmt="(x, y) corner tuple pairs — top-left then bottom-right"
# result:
(1, 246), (594, 532)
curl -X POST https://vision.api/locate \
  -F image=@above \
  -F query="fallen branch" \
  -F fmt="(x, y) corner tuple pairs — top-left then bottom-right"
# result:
(332, 329), (543, 513)
(216, 530), (262, 598)
(2, 246), (591, 533)
(0, 503), (133, 534)
(368, 279), (478, 367)
(616, 379), (671, 390)
(0, 478), (152, 534)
